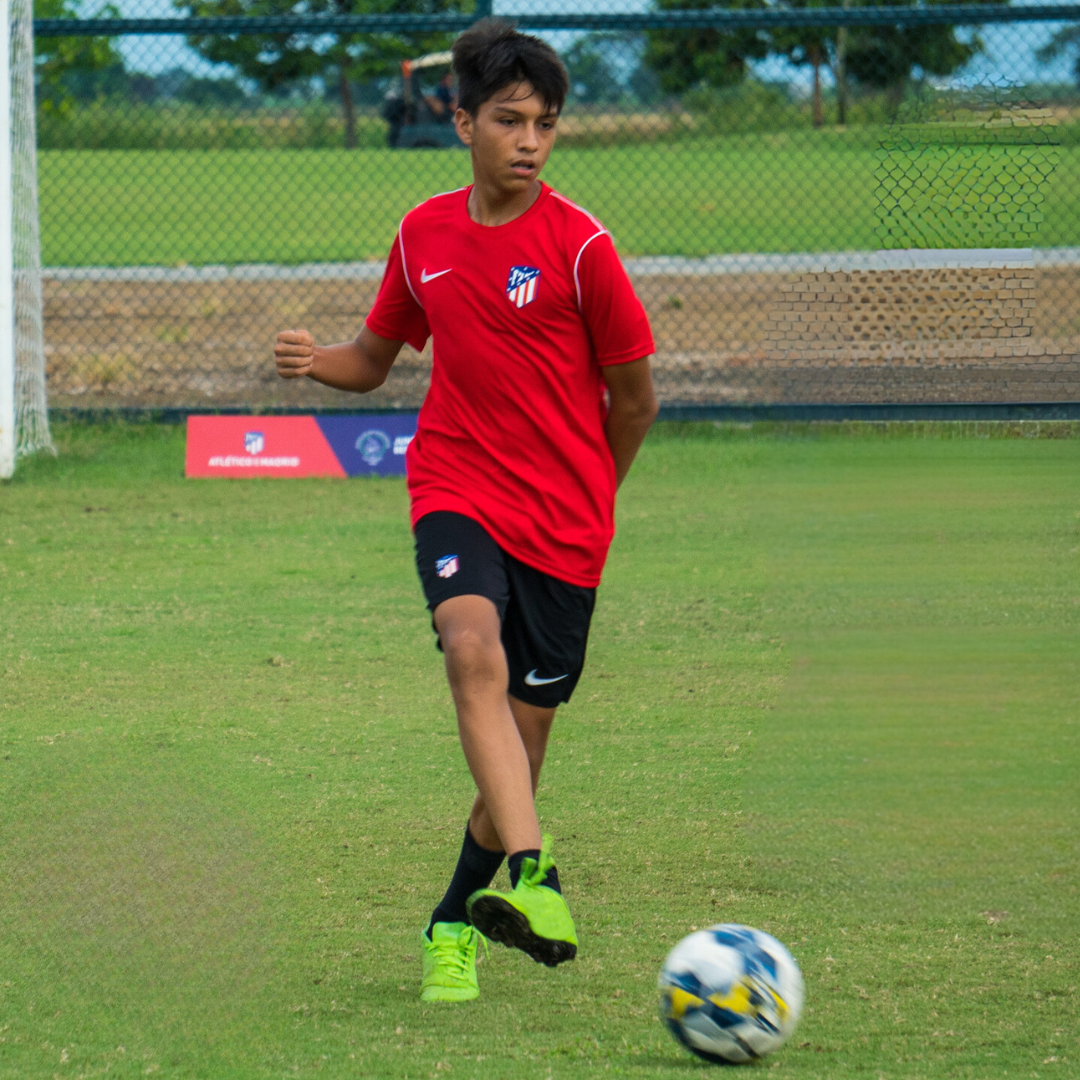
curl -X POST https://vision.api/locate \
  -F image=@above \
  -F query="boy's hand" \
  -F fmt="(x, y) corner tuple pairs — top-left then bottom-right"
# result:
(275, 329), (316, 379)
(274, 325), (403, 393)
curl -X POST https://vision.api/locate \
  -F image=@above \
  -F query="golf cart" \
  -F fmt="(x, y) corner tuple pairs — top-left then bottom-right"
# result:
(381, 51), (465, 149)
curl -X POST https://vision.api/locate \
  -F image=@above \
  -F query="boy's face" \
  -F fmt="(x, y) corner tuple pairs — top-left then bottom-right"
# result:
(455, 82), (558, 194)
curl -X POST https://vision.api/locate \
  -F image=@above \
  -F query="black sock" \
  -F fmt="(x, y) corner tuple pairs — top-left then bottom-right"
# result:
(427, 825), (505, 937)
(508, 849), (561, 894)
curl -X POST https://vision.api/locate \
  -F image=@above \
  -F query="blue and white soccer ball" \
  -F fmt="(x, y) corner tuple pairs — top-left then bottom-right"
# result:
(658, 924), (804, 1065)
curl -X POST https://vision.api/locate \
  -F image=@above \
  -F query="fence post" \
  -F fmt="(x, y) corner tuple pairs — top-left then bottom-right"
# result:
(474, 0), (493, 19)
(0, 0), (14, 479)
(835, 0), (849, 125)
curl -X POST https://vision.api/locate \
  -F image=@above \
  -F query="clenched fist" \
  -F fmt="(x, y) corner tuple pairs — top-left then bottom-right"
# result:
(275, 329), (316, 379)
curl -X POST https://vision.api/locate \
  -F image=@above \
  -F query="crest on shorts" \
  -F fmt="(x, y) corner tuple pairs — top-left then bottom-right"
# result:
(506, 266), (540, 308)
(436, 554), (459, 579)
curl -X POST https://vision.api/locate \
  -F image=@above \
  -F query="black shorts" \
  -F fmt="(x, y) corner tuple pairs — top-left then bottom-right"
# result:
(414, 511), (596, 709)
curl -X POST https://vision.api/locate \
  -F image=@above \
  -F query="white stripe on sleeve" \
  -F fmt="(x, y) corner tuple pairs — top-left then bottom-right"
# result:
(397, 223), (423, 309)
(572, 229), (608, 314)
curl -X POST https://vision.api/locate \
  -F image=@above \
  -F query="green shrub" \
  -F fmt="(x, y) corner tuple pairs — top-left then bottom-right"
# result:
(37, 100), (390, 151)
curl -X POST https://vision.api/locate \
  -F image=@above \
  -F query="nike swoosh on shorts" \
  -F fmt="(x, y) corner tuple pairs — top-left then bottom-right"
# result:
(421, 268), (452, 283)
(524, 670), (569, 686)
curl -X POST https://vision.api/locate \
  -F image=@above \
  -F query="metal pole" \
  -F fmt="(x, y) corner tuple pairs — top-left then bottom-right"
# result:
(0, 0), (14, 479)
(835, 0), (849, 126)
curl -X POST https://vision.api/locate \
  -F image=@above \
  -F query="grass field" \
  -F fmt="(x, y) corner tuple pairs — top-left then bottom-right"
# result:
(39, 134), (1080, 266)
(1, 422), (1078, 1079)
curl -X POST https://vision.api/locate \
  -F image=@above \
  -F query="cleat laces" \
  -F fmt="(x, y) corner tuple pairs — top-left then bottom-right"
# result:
(431, 925), (486, 981)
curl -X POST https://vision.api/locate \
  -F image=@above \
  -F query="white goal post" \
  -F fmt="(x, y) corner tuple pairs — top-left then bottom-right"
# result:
(0, 0), (14, 479)
(0, 0), (51, 479)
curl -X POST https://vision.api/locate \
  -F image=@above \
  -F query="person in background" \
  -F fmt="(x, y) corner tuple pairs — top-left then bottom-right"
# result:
(425, 70), (458, 123)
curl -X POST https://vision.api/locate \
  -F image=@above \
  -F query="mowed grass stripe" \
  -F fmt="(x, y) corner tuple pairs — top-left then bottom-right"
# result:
(39, 137), (1080, 267)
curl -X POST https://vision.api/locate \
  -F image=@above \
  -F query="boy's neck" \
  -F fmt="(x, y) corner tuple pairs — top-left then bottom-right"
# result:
(467, 177), (543, 228)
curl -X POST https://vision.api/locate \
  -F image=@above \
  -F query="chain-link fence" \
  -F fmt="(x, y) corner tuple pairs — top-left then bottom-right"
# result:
(35, 3), (1080, 410)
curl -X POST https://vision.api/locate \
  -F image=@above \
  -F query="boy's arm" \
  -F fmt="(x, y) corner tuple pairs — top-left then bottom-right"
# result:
(275, 323), (404, 393)
(602, 356), (658, 488)
(575, 231), (656, 485)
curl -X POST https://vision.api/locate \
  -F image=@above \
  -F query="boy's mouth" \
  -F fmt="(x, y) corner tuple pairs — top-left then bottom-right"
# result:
(509, 159), (537, 178)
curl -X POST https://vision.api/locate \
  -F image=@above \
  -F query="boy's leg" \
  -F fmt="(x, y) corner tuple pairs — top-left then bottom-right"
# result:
(420, 695), (560, 1000)
(426, 697), (554, 933)
(435, 594), (542, 855)
(467, 696), (555, 850)
(416, 513), (566, 998)
(415, 513), (540, 921)
(464, 557), (592, 966)
(414, 520), (582, 972)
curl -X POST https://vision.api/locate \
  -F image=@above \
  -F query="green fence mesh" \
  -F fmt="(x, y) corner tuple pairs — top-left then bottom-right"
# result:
(34, 4), (1080, 409)
(874, 90), (1063, 249)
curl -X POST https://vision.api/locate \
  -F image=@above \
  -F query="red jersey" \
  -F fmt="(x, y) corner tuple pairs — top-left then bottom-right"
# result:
(366, 183), (654, 588)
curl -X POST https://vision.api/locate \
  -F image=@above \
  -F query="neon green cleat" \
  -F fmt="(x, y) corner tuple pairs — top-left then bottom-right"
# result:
(420, 922), (485, 1002)
(466, 835), (577, 968)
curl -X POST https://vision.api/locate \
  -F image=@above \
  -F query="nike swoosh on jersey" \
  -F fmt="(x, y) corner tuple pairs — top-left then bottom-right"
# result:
(524, 669), (569, 686)
(420, 268), (453, 283)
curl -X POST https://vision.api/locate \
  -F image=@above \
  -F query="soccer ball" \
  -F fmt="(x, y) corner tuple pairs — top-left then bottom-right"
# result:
(658, 923), (804, 1064)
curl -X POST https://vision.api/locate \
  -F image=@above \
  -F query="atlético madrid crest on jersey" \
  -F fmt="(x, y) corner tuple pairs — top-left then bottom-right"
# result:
(506, 265), (540, 308)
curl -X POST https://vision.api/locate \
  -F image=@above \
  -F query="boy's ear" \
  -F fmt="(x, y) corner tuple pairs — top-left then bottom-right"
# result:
(454, 107), (474, 147)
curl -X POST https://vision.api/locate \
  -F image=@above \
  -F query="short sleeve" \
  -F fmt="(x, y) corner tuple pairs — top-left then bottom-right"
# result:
(576, 232), (655, 366)
(365, 230), (430, 352)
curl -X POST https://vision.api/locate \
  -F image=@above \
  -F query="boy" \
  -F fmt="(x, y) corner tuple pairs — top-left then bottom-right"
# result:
(274, 20), (657, 1002)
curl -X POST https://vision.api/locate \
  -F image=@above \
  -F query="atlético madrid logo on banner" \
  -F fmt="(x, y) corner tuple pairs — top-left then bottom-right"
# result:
(506, 265), (540, 308)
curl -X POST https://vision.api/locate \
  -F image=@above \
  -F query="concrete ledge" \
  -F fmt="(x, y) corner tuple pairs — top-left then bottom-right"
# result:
(44, 247), (1080, 283)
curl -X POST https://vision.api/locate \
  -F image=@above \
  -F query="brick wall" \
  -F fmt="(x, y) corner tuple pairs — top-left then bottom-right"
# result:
(765, 268), (1038, 366)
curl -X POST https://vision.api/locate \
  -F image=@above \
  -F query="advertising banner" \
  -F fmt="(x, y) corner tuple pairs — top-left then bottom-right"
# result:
(185, 414), (418, 478)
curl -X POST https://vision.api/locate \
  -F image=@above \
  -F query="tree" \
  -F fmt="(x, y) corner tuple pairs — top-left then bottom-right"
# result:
(643, 0), (771, 96)
(841, 0), (1000, 115)
(34, 0), (125, 116)
(1036, 25), (1080, 88)
(175, 0), (467, 148)
(845, 26), (975, 113)
(771, 4), (832, 128)
(644, 0), (995, 123)
(564, 35), (621, 105)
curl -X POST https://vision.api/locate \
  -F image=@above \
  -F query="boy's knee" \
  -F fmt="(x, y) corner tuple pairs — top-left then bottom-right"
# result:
(442, 627), (506, 689)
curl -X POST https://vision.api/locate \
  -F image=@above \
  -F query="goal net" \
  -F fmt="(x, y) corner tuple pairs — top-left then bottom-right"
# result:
(9, 0), (51, 462)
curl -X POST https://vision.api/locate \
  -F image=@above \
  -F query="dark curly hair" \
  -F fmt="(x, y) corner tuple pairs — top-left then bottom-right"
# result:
(452, 19), (569, 117)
